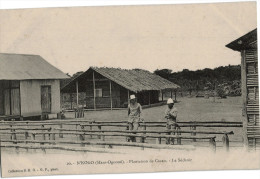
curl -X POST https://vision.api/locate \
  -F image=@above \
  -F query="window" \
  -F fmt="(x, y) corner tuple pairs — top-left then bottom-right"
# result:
(95, 88), (102, 97)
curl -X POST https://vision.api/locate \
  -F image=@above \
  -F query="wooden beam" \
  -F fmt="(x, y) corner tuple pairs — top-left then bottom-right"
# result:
(174, 90), (177, 101)
(241, 50), (248, 148)
(110, 80), (112, 110)
(148, 91), (151, 106)
(161, 90), (163, 101)
(127, 90), (130, 104)
(93, 71), (96, 110)
(70, 93), (73, 110)
(76, 81), (79, 107)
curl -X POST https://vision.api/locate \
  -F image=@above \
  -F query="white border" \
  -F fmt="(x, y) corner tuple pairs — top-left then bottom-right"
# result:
(0, 0), (259, 179)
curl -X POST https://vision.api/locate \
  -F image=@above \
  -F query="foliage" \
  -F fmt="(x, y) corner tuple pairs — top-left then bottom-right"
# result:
(154, 65), (241, 97)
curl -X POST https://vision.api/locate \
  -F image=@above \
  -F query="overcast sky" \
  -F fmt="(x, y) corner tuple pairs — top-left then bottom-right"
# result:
(0, 2), (257, 75)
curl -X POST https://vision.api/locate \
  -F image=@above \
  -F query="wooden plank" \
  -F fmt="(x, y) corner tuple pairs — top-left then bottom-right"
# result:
(56, 128), (234, 135)
(0, 140), (196, 151)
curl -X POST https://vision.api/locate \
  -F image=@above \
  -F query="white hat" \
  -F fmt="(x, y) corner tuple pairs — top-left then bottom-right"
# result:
(130, 95), (136, 100)
(167, 98), (174, 104)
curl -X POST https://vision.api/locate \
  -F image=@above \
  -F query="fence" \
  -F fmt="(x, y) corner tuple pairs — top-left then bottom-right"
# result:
(0, 119), (242, 153)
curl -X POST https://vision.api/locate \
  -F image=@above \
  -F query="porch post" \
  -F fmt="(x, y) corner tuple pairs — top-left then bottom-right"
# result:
(170, 90), (173, 99)
(93, 71), (96, 110)
(110, 80), (112, 110)
(76, 80), (79, 107)
(148, 91), (151, 106)
(174, 90), (177, 101)
(127, 90), (130, 104)
(70, 93), (73, 110)
(161, 90), (163, 102)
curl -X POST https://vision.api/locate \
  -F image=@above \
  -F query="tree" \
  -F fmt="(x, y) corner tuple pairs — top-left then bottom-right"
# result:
(154, 69), (172, 80)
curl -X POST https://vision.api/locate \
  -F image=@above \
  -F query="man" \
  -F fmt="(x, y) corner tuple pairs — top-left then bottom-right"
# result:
(164, 98), (178, 145)
(127, 94), (144, 142)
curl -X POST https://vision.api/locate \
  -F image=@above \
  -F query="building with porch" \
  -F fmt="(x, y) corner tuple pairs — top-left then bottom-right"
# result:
(0, 53), (68, 120)
(61, 67), (180, 110)
(226, 28), (259, 150)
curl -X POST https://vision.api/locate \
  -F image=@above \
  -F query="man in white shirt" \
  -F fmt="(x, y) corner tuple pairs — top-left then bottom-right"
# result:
(164, 98), (178, 145)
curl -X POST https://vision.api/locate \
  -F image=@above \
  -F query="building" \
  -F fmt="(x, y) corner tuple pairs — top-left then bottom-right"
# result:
(226, 28), (259, 150)
(61, 67), (180, 110)
(0, 53), (68, 120)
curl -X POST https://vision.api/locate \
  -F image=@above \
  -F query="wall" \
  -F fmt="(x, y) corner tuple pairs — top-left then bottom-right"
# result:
(242, 47), (259, 149)
(20, 79), (61, 117)
(85, 80), (121, 109)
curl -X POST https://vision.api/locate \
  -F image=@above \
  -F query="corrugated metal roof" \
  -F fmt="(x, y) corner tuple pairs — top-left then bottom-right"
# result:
(62, 67), (180, 93)
(226, 28), (257, 51)
(0, 53), (68, 80)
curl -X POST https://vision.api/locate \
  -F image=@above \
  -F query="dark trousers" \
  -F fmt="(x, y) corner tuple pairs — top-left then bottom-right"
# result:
(127, 122), (139, 142)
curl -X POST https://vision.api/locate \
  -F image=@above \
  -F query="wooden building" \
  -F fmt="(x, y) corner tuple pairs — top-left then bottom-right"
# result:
(0, 53), (68, 120)
(61, 67), (180, 109)
(226, 29), (259, 150)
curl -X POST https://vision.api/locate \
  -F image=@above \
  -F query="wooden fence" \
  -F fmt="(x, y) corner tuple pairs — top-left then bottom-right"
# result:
(0, 119), (242, 153)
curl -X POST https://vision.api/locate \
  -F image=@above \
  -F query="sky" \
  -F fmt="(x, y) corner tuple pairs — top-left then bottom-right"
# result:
(0, 2), (257, 76)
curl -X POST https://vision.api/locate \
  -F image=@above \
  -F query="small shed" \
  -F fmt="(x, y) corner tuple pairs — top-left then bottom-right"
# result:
(0, 53), (68, 120)
(226, 28), (259, 150)
(61, 67), (180, 110)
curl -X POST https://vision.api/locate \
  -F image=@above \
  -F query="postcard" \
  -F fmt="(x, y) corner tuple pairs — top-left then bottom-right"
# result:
(0, 1), (259, 178)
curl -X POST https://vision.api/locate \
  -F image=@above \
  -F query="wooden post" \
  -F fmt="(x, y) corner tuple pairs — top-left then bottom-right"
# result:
(70, 93), (73, 110)
(126, 124), (129, 142)
(76, 80), (79, 107)
(80, 134), (85, 147)
(222, 134), (229, 152)
(191, 126), (196, 142)
(127, 90), (130, 104)
(209, 138), (216, 153)
(24, 131), (29, 140)
(110, 80), (113, 110)
(170, 90), (173, 99)
(13, 129), (17, 144)
(93, 71), (96, 110)
(32, 133), (36, 140)
(127, 123), (132, 142)
(161, 90), (164, 102)
(241, 50), (248, 148)
(32, 133), (36, 152)
(177, 126), (181, 145)
(174, 90), (177, 102)
(10, 125), (13, 140)
(89, 122), (92, 138)
(98, 126), (102, 139)
(52, 133), (56, 145)
(59, 124), (63, 138)
(148, 91), (151, 107)
(41, 125), (46, 145)
(141, 124), (146, 143)
(101, 132), (105, 141)
(156, 133), (162, 144)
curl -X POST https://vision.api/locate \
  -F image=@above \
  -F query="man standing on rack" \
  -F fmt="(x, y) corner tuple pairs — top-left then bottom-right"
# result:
(164, 98), (178, 145)
(127, 94), (144, 142)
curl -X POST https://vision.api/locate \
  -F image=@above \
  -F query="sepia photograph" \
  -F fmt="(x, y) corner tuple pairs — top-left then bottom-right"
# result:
(0, 0), (259, 178)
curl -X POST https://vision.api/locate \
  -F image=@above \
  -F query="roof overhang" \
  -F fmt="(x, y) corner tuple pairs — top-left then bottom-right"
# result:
(225, 28), (257, 51)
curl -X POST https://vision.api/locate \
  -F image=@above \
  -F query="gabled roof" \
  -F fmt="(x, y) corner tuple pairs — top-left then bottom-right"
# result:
(226, 28), (257, 51)
(0, 53), (69, 80)
(62, 67), (180, 93)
